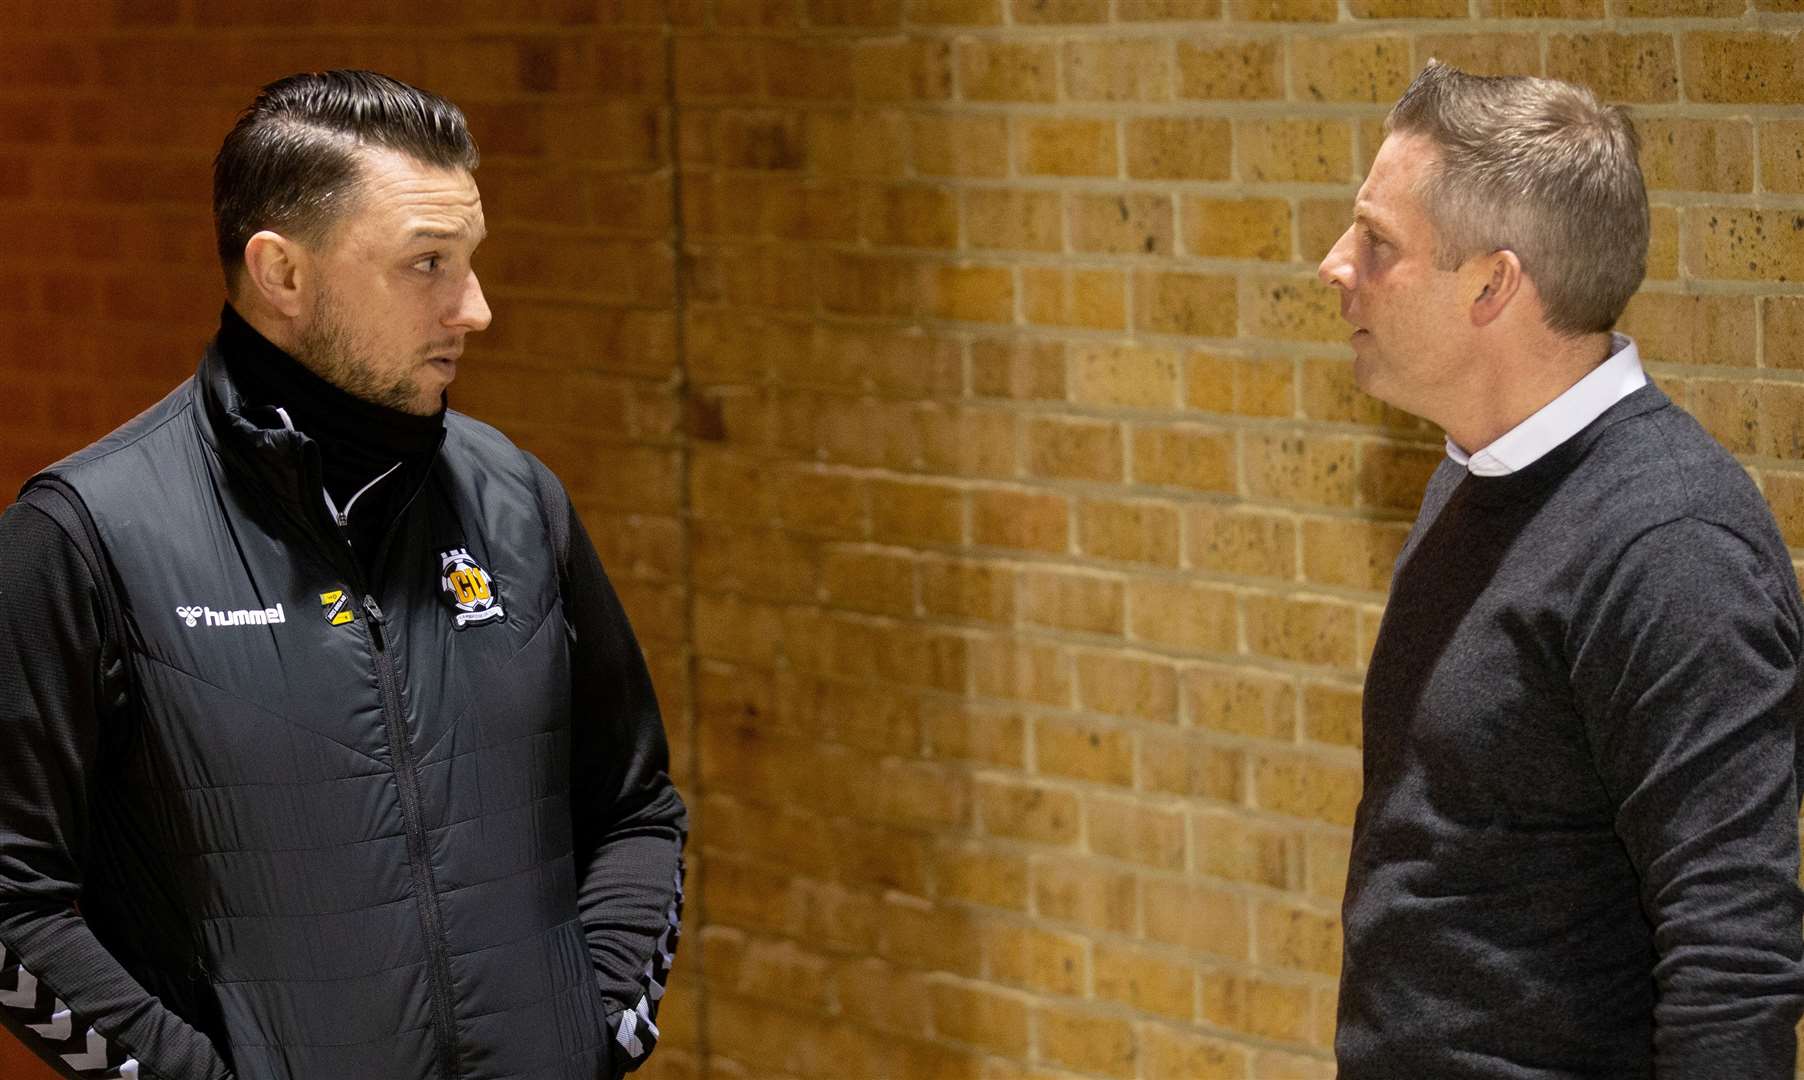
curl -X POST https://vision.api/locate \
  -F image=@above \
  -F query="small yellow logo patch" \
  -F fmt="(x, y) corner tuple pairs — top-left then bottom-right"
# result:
(320, 590), (355, 626)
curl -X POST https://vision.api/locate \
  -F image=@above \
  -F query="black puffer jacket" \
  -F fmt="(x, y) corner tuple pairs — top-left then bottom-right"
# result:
(0, 345), (685, 1079)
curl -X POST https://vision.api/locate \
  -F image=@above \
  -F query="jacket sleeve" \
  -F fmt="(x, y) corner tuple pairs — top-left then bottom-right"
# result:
(535, 462), (687, 1076)
(0, 495), (234, 1080)
(1570, 516), (1804, 1079)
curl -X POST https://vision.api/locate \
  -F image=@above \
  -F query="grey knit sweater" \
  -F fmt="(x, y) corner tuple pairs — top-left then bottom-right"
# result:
(1336, 383), (1804, 1078)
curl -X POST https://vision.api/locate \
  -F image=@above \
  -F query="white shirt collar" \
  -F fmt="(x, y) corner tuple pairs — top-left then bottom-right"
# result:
(1446, 333), (1647, 477)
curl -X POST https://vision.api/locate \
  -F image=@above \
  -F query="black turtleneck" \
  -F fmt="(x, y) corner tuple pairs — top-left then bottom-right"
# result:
(216, 304), (444, 569)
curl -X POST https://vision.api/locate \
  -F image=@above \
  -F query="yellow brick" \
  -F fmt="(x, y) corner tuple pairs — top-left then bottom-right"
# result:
(1187, 504), (1297, 580)
(1415, 33), (1544, 76)
(1303, 681), (1363, 750)
(1638, 118), (1752, 193)
(1144, 878), (1248, 957)
(1134, 270), (1237, 337)
(833, 956), (934, 1038)
(1244, 432), (1358, 507)
(1132, 423), (1237, 493)
(1021, 266), (1129, 330)
(1252, 750), (1361, 826)
(1127, 579), (1238, 655)
(1648, 204), (1679, 281)
(1298, 197), (1354, 268)
(1020, 117), (1118, 177)
(921, 407), (1019, 478)
(1291, 34), (1411, 104)
(1177, 36), (1283, 99)
(1063, 37), (1172, 101)
(851, 38), (955, 103)
(1684, 378), (1761, 456)
(931, 978), (1029, 1055)
(974, 638), (1067, 706)
(1078, 497), (1182, 567)
(927, 700), (1027, 766)
(1244, 593), (1359, 669)
(1194, 809), (1295, 890)
(973, 338), (1066, 401)
(921, 557), (1014, 622)
(1546, 33), (1679, 102)
(878, 894), (984, 976)
(1237, 119), (1352, 183)
(1074, 650), (1180, 723)
(1022, 568), (1126, 635)
(1033, 856), (1139, 934)
(861, 183), (958, 248)
(1621, 0), (1741, 11)
(1183, 196), (1291, 262)
(1301, 517), (1409, 592)
(763, 40), (855, 100)
(1186, 350), (1295, 418)
(1243, 275), (1344, 343)
(1478, 0), (1603, 12)
(1126, 116), (1233, 180)
(1026, 416), (1125, 482)
(926, 262), (1012, 322)
(907, 0), (1002, 22)
(988, 923), (1090, 995)
(980, 778), (1081, 845)
(911, 112), (1010, 177)
(818, 252), (918, 317)
(1760, 120), (1804, 193)
(1187, 664), (1296, 740)
(1036, 1003), (1136, 1078)
(1200, 969), (1314, 1043)
(1231, 0), (1337, 18)
(958, 39), (1058, 101)
(1765, 384), (1804, 464)
(1681, 32), (1804, 104)
(1765, 297), (1804, 370)
(1121, 0), (1223, 15)
(1142, 732), (1244, 802)
(965, 188), (1063, 252)
(1012, 0), (1108, 18)
(1138, 1024), (1249, 1080)
(1035, 715), (1137, 785)
(935, 840), (1029, 911)
(972, 487), (1071, 553)
(676, 38), (763, 98)
(1351, 0), (1464, 12)
(1255, 900), (1343, 977)
(1072, 341), (1182, 409)
(1305, 828), (1354, 903)
(692, 524), (818, 603)
(807, 109), (908, 177)
(1616, 292), (1754, 367)
(1253, 1049), (1337, 1078)
(1094, 943), (1196, 1021)
(1300, 358), (1429, 435)
(1359, 441), (1440, 512)
(1086, 795), (1188, 870)
(1069, 191), (1174, 255)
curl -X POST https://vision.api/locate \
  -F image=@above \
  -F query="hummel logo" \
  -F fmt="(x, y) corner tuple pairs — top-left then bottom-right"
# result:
(175, 603), (287, 629)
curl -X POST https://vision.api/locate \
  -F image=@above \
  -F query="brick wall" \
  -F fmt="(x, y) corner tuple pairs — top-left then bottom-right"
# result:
(4, 2), (1804, 1079)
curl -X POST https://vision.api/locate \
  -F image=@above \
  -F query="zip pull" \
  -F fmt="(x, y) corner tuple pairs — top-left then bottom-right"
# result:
(363, 595), (387, 651)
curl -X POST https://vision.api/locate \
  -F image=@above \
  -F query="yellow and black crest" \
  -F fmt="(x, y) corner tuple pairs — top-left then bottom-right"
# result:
(439, 547), (504, 629)
(319, 590), (355, 626)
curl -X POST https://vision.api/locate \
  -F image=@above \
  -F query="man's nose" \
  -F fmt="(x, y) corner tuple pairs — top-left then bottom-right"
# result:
(449, 270), (492, 332)
(1319, 226), (1356, 291)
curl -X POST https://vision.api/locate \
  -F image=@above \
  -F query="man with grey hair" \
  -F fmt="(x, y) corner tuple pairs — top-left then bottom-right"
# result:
(1320, 61), (1804, 1076)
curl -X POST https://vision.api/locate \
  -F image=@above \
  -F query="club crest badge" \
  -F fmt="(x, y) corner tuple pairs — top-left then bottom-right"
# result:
(439, 547), (504, 628)
(319, 590), (356, 626)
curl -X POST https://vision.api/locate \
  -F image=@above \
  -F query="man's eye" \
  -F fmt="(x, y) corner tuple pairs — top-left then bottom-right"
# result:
(415, 256), (442, 273)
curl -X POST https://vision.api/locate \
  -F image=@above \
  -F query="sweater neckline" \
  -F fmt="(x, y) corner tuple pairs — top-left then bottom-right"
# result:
(1453, 381), (1671, 506)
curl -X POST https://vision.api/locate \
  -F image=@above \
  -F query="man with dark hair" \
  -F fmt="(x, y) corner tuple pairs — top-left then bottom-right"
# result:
(1320, 60), (1804, 1077)
(0, 70), (686, 1080)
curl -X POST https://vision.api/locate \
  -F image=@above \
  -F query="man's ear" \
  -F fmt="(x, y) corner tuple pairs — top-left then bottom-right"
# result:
(241, 230), (308, 319)
(1469, 249), (1523, 329)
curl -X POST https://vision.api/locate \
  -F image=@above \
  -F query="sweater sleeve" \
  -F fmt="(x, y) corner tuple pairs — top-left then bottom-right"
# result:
(1570, 516), (1804, 1079)
(540, 470), (688, 1077)
(0, 496), (234, 1080)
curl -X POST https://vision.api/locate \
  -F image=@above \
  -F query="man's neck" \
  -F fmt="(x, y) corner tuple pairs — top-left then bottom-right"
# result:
(1441, 331), (1614, 455)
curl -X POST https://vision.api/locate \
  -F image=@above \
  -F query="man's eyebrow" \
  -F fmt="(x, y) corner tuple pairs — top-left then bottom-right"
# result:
(410, 226), (487, 243)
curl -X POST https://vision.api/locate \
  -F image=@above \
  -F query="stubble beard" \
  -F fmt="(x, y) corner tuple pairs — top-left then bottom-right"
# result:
(294, 284), (435, 416)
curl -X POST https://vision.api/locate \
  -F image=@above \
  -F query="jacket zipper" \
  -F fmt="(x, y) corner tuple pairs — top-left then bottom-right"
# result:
(361, 595), (461, 1080)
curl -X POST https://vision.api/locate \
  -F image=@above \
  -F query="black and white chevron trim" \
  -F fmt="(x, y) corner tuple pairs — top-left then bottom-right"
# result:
(1, 944), (141, 1078)
(613, 862), (684, 1065)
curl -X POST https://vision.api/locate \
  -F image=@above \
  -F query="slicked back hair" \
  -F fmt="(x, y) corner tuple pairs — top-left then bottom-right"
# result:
(1385, 61), (1648, 337)
(213, 69), (479, 289)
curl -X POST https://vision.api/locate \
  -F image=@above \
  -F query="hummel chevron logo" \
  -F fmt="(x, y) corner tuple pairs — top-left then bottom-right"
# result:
(175, 604), (287, 628)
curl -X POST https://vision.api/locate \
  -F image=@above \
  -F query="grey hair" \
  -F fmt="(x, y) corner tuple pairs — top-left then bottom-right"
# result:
(1385, 60), (1648, 337)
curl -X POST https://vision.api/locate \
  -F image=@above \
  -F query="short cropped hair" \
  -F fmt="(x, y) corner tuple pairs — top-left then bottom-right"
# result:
(1385, 61), (1648, 337)
(213, 69), (480, 288)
